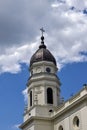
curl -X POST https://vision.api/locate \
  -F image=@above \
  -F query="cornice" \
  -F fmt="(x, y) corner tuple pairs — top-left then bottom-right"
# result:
(19, 116), (52, 129)
(27, 72), (61, 87)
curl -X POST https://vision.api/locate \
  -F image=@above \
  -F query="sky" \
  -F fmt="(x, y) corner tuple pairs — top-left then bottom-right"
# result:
(0, 0), (87, 130)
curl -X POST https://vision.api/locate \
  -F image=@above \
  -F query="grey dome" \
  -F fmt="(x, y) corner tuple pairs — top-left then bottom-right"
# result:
(30, 37), (56, 66)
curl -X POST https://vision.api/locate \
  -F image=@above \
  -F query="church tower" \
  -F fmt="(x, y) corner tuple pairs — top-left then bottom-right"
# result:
(20, 28), (61, 130)
(20, 29), (87, 130)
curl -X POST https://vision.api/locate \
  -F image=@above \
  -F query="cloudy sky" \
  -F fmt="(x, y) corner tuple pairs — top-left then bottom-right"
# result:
(0, 0), (87, 130)
(0, 0), (87, 73)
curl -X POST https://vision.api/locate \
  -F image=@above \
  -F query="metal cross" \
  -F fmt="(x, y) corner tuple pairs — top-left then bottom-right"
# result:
(40, 27), (45, 36)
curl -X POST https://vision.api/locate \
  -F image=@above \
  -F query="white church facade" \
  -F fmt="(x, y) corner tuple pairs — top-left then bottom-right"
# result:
(20, 30), (87, 130)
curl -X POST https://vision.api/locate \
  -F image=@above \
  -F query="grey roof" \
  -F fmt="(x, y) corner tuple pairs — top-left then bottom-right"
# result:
(30, 39), (56, 66)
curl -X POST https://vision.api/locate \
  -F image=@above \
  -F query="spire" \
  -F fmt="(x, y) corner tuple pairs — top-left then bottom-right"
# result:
(39, 27), (46, 49)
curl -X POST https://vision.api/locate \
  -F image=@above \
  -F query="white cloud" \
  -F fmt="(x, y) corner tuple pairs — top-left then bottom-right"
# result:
(0, 0), (87, 73)
(0, 41), (38, 73)
(12, 124), (21, 130)
(66, 0), (86, 10)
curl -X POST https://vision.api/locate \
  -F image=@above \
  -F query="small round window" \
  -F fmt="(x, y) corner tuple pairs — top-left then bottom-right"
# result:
(46, 67), (51, 73)
(73, 116), (80, 128)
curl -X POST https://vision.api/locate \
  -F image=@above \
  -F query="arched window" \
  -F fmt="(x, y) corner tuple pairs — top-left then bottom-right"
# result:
(73, 116), (80, 128)
(59, 125), (63, 130)
(47, 88), (53, 104)
(30, 91), (32, 106)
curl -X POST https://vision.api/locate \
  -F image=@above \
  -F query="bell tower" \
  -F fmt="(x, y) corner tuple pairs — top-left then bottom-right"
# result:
(20, 29), (61, 130)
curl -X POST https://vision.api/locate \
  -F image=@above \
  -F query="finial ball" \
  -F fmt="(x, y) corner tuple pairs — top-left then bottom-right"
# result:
(41, 36), (44, 41)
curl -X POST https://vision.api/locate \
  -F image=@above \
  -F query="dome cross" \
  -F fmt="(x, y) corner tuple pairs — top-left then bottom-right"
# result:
(40, 27), (45, 36)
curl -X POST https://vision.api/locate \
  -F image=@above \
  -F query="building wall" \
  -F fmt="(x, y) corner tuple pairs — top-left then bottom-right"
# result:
(81, 105), (87, 130)
(54, 89), (87, 130)
(34, 120), (53, 130)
